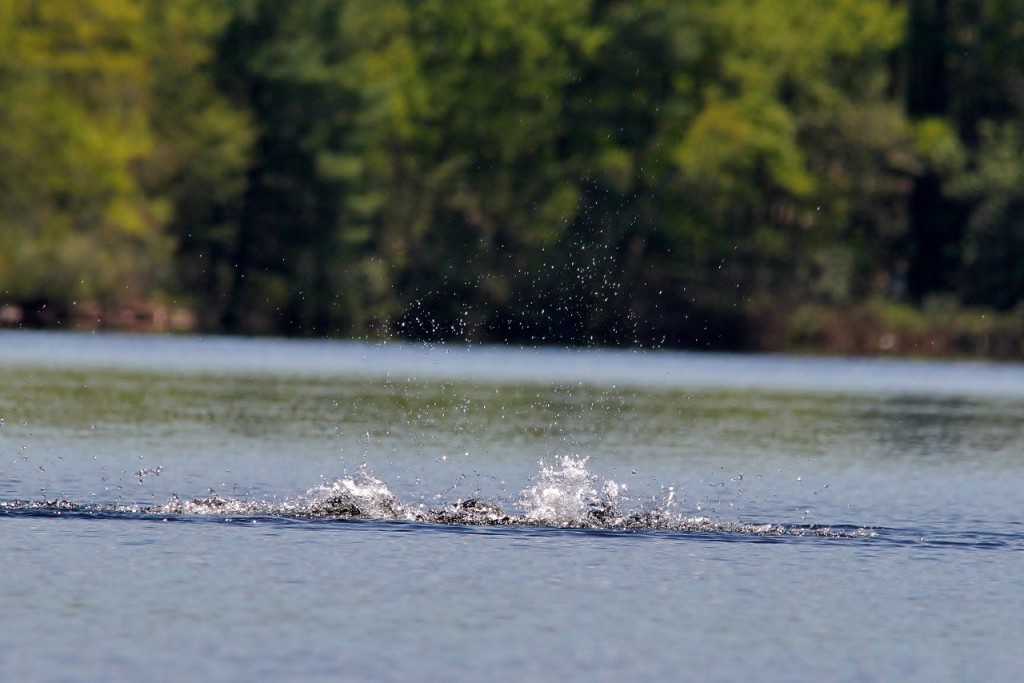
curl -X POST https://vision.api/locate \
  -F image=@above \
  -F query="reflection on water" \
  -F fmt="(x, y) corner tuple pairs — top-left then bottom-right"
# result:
(868, 395), (1024, 463)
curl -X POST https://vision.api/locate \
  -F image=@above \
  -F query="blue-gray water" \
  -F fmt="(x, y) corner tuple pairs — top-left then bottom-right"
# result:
(2, 331), (1022, 682)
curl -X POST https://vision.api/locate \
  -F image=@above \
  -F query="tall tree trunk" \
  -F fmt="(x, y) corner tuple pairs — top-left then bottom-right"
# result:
(904, 0), (962, 300)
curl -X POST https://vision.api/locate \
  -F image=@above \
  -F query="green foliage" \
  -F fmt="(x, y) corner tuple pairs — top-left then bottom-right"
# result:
(785, 299), (1024, 358)
(0, 0), (170, 305)
(949, 122), (1024, 308)
(671, 0), (909, 308)
(0, 0), (252, 324)
(136, 0), (255, 319)
(332, 0), (604, 340)
(3, 0), (1024, 354)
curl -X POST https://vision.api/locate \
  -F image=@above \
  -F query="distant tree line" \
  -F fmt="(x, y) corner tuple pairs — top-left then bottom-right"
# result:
(2, 0), (1024, 351)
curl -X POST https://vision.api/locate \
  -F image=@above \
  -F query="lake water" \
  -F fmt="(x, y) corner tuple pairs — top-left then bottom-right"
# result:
(2, 330), (1022, 682)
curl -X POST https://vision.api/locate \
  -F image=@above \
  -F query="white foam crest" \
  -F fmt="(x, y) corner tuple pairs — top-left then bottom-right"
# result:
(149, 492), (276, 516)
(302, 466), (410, 520)
(519, 455), (620, 527)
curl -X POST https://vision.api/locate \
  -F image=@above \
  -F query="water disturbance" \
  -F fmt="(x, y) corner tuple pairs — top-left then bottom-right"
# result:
(2, 455), (873, 538)
(3, 332), (1023, 682)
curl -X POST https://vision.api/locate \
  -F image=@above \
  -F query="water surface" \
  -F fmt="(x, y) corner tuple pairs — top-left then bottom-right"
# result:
(1, 331), (1022, 681)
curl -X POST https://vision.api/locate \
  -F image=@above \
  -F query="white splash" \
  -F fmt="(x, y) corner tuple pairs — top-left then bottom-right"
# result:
(519, 455), (620, 527)
(302, 466), (410, 519)
(150, 491), (273, 516)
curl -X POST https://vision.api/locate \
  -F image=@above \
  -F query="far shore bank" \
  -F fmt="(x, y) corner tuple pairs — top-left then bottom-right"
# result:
(3, 298), (1023, 362)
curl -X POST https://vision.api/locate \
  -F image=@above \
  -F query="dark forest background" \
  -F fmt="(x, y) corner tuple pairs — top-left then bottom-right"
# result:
(3, 0), (1024, 356)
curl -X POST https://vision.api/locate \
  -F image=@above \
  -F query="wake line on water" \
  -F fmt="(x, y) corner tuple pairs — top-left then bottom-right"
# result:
(1, 456), (869, 539)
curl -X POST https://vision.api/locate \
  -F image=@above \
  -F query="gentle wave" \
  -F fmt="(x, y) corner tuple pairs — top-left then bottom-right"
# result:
(0, 498), (869, 538)
(6, 500), (1020, 549)
(0, 455), (872, 539)
(4, 456), (1018, 548)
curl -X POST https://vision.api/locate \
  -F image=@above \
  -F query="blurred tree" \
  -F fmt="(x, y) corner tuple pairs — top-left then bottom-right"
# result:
(943, 0), (1024, 310)
(354, 0), (912, 347)
(899, 0), (1024, 307)
(335, 0), (603, 342)
(0, 0), (171, 313)
(211, 0), (365, 334)
(667, 0), (911, 339)
(950, 122), (1024, 309)
(5, 0), (1023, 347)
(135, 0), (255, 328)
(901, 0), (965, 300)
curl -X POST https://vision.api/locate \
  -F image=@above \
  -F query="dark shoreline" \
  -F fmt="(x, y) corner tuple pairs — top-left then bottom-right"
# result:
(4, 297), (1024, 362)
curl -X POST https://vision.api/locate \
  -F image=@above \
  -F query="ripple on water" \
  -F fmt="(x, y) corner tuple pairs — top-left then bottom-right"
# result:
(1, 457), (882, 540)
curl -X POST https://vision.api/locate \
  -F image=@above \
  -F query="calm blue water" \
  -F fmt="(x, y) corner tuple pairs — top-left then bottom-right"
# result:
(2, 331), (1022, 682)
